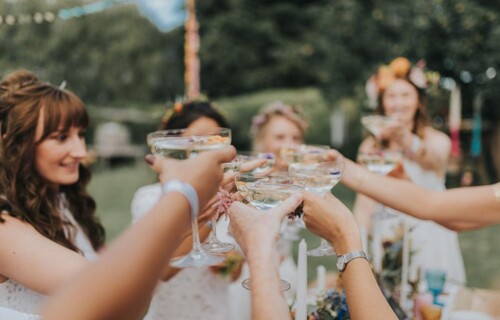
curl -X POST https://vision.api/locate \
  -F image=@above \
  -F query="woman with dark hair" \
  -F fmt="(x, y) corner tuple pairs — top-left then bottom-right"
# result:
(354, 57), (465, 287)
(0, 70), (105, 314)
(160, 100), (229, 130)
(131, 100), (239, 320)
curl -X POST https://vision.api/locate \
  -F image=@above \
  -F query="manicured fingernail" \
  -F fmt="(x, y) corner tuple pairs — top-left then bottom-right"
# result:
(144, 154), (155, 166)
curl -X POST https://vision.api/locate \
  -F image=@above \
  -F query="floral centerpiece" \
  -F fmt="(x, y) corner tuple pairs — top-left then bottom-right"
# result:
(307, 288), (350, 320)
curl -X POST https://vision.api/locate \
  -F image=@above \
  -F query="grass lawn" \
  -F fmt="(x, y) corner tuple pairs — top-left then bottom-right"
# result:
(90, 162), (500, 290)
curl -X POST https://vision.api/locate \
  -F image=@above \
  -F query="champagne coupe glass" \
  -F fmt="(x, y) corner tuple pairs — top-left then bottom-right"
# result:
(289, 158), (345, 257)
(361, 115), (397, 141)
(357, 149), (402, 220)
(147, 127), (231, 267)
(280, 144), (331, 238)
(424, 269), (446, 306)
(235, 172), (304, 291)
(204, 157), (242, 254)
(237, 152), (276, 174)
(280, 144), (330, 166)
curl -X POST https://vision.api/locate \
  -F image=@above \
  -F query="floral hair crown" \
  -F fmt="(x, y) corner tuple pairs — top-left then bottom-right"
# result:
(251, 101), (309, 135)
(365, 57), (440, 108)
(161, 100), (184, 125)
(161, 95), (217, 126)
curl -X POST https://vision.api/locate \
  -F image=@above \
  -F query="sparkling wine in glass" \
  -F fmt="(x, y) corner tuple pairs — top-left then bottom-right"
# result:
(235, 173), (304, 291)
(289, 159), (345, 257)
(237, 152), (276, 174)
(358, 149), (402, 220)
(361, 115), (397, 140)
(280, 144), (330, 166)
(147, 127), (232, 267)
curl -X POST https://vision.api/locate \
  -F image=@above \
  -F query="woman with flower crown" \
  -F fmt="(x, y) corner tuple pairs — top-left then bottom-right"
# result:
(353, 57), (466, 288)
(130, 100), (243, 320)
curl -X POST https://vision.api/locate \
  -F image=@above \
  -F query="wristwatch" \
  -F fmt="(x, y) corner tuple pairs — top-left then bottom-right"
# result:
(336, 250), (368, 272)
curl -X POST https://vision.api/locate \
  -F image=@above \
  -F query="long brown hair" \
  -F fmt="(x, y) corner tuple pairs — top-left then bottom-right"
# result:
(0, 70), (105, 252)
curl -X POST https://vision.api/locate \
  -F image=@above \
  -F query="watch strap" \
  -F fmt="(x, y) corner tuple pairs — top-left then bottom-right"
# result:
(337, 250), (368, 272)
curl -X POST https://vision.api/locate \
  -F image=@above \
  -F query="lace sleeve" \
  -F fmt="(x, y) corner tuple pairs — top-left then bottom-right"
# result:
(130, 183), (162, 224)
(0, 307), (40, 320)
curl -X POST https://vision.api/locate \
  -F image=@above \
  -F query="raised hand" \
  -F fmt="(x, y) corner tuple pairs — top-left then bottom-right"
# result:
(146, 146), (236, 207)
(302, 192), (362, 255)
(227, 193), (303, 257)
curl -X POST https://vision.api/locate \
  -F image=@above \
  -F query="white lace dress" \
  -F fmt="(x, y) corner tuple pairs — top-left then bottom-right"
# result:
(131, 184), (231, 320)
(0, 198), (98, 316)
(372, 159), (466, 286)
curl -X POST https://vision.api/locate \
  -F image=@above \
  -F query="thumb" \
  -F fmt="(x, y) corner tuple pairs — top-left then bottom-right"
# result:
(145, 154), (175, 174)
(205, 146), (237, 164)
(270, 193), (303, 221)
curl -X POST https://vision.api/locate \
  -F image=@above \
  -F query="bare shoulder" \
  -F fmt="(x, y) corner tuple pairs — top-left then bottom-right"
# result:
(423, 127), (450, 143)
(423, 127), (451, 150)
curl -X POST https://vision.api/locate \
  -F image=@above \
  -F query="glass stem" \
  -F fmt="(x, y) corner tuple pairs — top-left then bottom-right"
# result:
(190, 213), (203, 254)
(209, 217), (218, 243)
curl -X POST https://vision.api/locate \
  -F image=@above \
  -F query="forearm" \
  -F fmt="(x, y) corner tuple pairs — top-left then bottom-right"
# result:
(343, 259), (397, 320)
(342, 159), (435, 220)
(344, 159), (500, 225)
(247, 247), (289, 320)
(330, 230), (396, 320)
(41, 193), (191, 320)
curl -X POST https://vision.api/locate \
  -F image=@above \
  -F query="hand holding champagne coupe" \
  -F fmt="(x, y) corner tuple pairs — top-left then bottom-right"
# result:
(288, 151), (344, 257)
(359, 115), (403, 220)
(147, 127), (232, 267)
(361, 115), (398, 141)
(234, 172), (304, 291)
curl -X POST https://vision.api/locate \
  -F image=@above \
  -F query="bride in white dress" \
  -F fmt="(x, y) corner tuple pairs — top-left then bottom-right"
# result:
(354, 58), (466, 287)
(0, 70), (104, 317)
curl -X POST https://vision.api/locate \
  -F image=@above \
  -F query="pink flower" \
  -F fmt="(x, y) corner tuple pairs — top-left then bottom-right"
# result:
(409, 67), (427, 89)
(212, 187), (238, 220)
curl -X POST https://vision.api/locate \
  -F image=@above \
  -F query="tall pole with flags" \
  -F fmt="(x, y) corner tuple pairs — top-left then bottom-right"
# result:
(184, 0), (200, 100)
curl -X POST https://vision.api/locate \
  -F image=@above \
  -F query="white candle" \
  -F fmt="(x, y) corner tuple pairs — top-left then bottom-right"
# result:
(401, 219), (410, 311)
(295, 239), (307, 320)
(372, 220), (383, 273)
(316, 265), (326, 293)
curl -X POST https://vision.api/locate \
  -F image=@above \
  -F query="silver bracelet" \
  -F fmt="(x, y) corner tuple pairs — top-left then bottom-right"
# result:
(161, 179), (199, 218)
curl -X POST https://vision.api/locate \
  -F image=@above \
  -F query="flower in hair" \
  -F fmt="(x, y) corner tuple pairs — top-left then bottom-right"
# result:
(365, 57), (440, 109)
(174, 101), (183, 113)
(251, 101), (309, 134)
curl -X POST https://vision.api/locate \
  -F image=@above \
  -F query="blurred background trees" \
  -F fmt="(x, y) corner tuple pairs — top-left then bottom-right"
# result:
(1, 0), (498, 177)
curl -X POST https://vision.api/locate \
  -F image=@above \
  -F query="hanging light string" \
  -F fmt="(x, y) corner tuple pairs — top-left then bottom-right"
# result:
(0, 0), (132, 27)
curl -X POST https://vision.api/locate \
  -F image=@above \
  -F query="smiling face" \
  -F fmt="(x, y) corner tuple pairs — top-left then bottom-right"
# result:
(381, 78), (420, 127)
(258, 115), (303, 155)
(34, 110), (87, 187)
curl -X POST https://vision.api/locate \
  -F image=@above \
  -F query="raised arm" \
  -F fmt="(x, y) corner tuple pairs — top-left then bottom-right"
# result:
(228, 194), (303, 320)
(302, 192), (397, 320)
(338, 151), (500, 229)
(41, 147), (236, 320)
